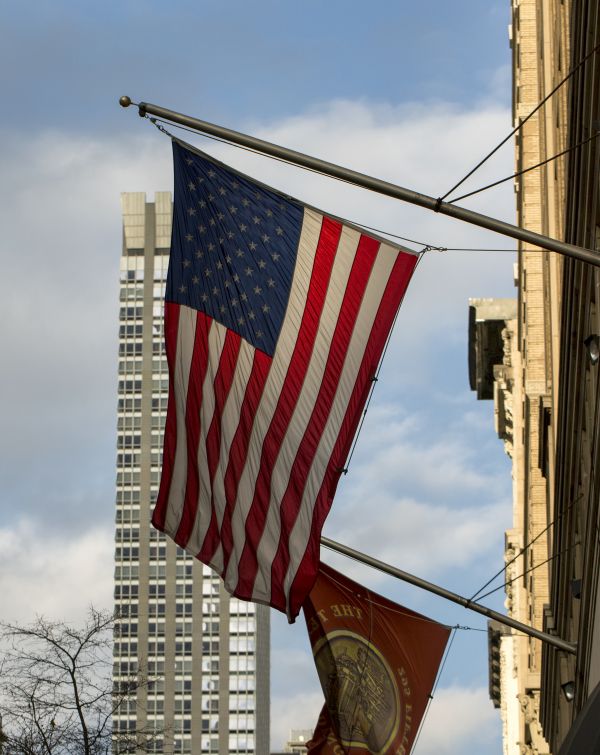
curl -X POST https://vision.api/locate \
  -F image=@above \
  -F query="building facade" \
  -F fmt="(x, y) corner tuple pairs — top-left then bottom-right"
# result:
(471, 0), (600, 752)
(470, 0), (568, 750)
(539, 1), (600, 751)
(113, 192), (270, 755)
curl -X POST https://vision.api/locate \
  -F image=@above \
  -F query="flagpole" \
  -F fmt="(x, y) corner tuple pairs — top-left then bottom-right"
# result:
(119, 95), (600, 267)
(320, 536), (577, 655)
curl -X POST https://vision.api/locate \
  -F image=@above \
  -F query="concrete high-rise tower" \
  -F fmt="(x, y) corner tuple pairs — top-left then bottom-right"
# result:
(113, 192), (270, 755)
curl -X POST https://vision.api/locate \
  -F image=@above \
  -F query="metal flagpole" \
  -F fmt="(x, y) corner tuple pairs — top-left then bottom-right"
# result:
(321, 536), (576, 654)
(119, 95), (577, 652)
(119, 95), (600, 267)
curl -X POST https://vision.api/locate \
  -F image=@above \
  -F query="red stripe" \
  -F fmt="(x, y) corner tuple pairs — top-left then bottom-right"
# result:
(232, 217), (343, 600)
(196, 330), (242, 561)
(152, 302), (181, 531)
(170, 313), (212, 547)
(218, 349), (272, 575)
(267, 234), (380, 610)
(287, 251), (418, 618)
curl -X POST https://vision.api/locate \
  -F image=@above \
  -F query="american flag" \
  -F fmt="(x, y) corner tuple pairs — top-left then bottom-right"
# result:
(152, 139), (419, 620)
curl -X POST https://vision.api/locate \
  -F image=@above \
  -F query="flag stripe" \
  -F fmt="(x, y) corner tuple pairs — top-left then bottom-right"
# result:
(224, 215), (345, 597)
(287, 250), (419, 613)
(216, 209), (323, 582)
(220, 209), (334, 592)
(196, 329), (242, 562)
(244, 232), (379, 598)
(203, 337), (259, 573)
(178, 324), (258, 561)
(163, 306), (200, 536)
(154, 140), (421, 618)
(152, 301), (181, 530)
(179, 320), (228, 558)
(218, 348), (272, 573)
(172, 312), (212, 545)
(264, 233), (382, 610)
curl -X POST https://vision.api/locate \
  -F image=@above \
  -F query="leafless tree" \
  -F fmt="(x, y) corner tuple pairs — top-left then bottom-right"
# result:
(0, 609), (158, 755)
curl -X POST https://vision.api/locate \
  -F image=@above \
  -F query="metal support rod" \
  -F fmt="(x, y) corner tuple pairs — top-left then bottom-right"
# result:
(120, 95), (600, 266)
(320, 536), (577, 655)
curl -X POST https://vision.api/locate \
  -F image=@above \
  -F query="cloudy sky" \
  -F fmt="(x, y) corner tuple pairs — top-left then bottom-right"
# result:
(1, 1), (518, 751)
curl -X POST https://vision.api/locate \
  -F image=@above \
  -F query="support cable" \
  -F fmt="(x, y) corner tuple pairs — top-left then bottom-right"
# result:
(468, 496), (581, 602)
(447, 130), (600, 204)
(474, 541), (579, 603)
(321, 536), (577, 652)
(440, 41), (600, 202)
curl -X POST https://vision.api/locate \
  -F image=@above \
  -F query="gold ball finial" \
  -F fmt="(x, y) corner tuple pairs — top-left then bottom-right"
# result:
(119, 95), (132, 108)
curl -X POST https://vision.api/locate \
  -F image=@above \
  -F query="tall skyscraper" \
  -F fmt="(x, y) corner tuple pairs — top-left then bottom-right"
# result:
(113, 192), (270, 755)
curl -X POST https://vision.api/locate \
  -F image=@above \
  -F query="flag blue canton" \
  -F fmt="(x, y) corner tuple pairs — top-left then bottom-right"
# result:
(167, 140), (304, 356)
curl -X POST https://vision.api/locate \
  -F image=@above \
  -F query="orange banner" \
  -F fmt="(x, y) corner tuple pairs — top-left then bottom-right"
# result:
(303, 562), (451, 755)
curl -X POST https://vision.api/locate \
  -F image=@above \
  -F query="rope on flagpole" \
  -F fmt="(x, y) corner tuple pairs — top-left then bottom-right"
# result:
(324, 569), (489, 635)
(145, 113), (438, 252)
(147, 116), (176, 139)
(144, 113), (519, 254)
(143, 113), (422, 219)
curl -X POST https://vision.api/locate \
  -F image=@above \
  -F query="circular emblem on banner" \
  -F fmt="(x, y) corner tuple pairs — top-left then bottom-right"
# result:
(312, 630), (401, 753)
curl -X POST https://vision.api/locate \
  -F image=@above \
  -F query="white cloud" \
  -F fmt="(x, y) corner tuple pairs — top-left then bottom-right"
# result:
(268, 675), (501, 754)
(0, 94), (514, 751)
(342, 402), (507, 496)
(0, 519), (113, 623)
(271, 646), (320, 695)
(322, 400), (511, 584)
(326, 496), (508, 588)
(414, 686), (500, 754)
(270, 690), (323, 752)
(0, 96), (514, 527)
(0, 131), (173, 521)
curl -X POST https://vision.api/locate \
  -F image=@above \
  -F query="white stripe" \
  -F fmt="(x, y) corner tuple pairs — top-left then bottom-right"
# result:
(249, 224), (362, 603)
(222, 208), (323, 596)
(282, 242), (400, 608)
(164, 306), (198, 535)
(183, 321), (227, 556)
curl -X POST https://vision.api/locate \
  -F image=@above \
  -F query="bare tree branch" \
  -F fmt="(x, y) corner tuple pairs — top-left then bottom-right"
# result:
(0, 609), (162, 755)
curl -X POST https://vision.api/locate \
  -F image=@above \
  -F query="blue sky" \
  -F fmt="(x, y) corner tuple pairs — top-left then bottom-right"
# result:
(1, 1), (517, 751)
(3, 1), (508, 131)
